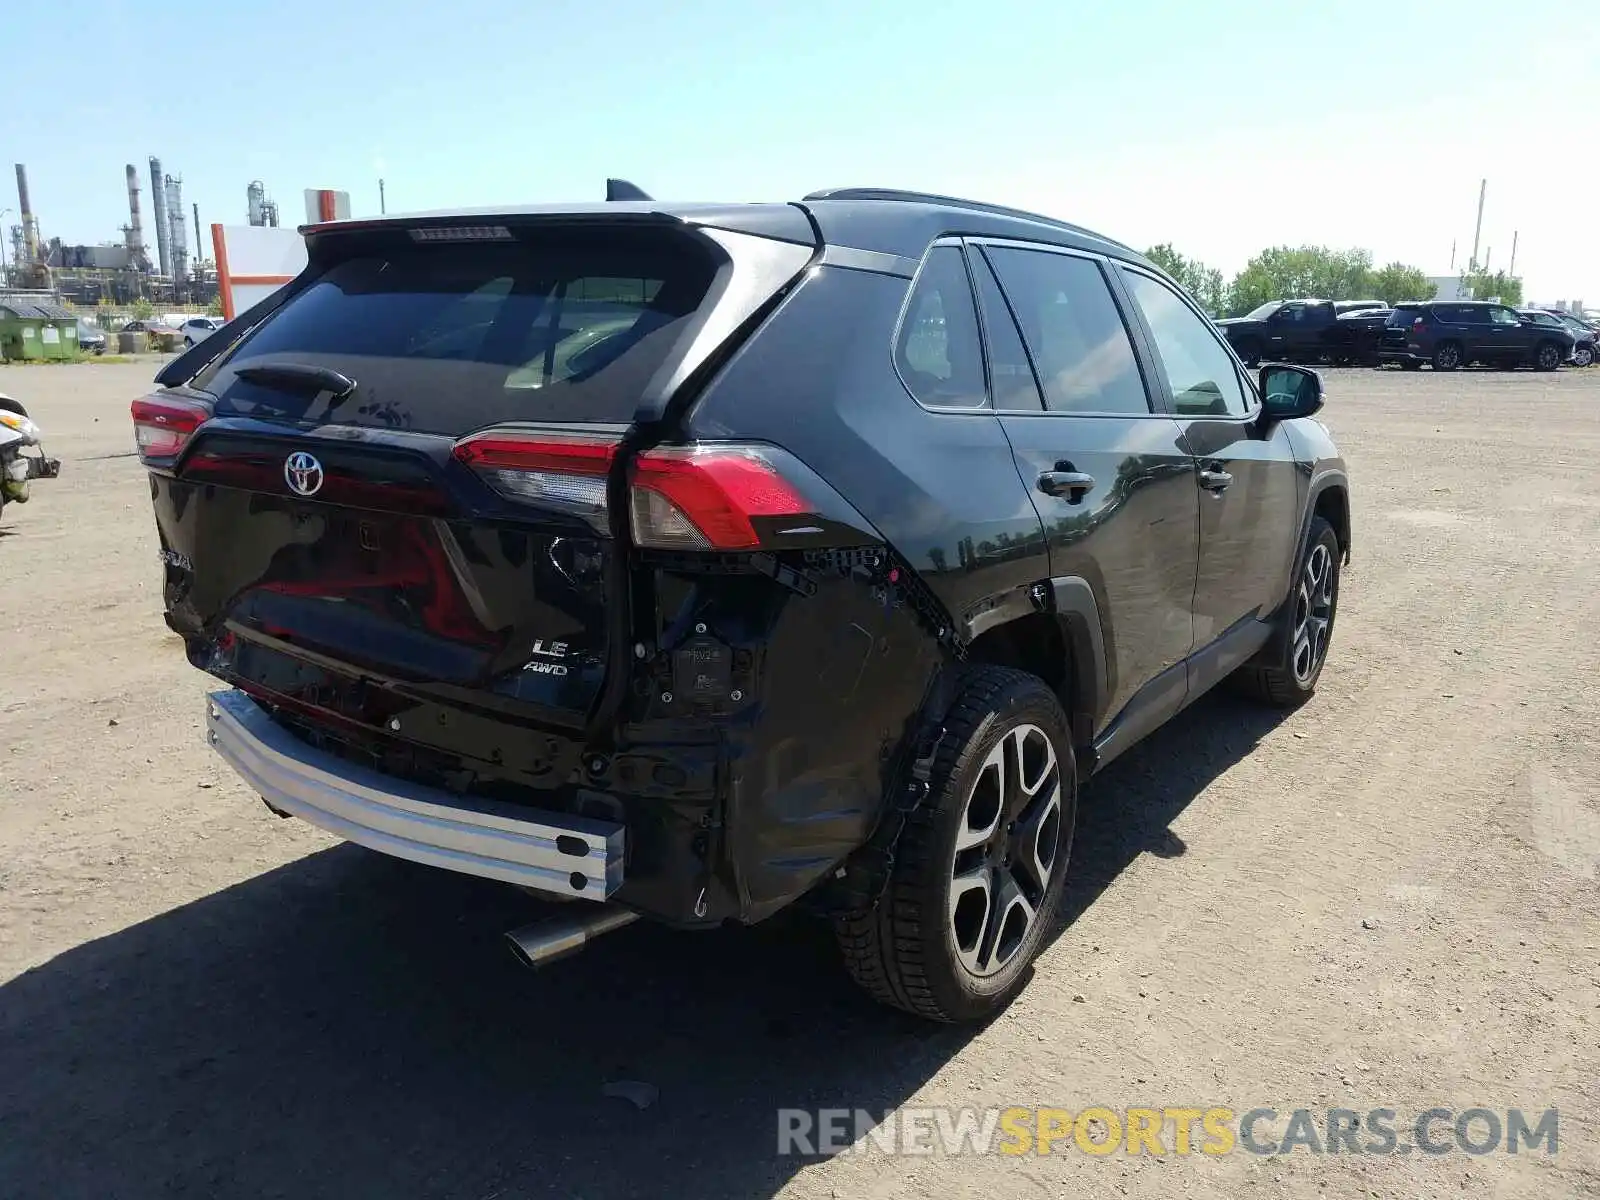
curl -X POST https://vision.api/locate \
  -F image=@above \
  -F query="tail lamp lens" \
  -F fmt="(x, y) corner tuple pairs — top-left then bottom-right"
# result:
(131, 395), (211, 463)
(452, 432), (615, 522)
(629, 446), (809, 550)
(451, 432), (813, 551)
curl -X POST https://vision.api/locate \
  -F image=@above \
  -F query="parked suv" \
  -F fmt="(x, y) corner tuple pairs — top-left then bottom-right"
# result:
(1526, 310), (1597, 367)
(132, 188), (1350, 1022)
(180, 316), (225, 348)
(1379, 301), (1574, 371)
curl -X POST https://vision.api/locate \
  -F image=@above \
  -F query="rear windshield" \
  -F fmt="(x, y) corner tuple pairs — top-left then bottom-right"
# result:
(1386, 306), (1424, 325)
(200, 227), (717, 434)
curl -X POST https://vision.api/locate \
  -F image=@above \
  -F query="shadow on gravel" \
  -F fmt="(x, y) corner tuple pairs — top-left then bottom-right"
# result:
(0, 693), (1287, 1200)
(1061, 690), (1290, 927)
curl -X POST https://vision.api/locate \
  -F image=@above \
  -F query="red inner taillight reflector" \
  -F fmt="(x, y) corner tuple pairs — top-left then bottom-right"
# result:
(131, 395), (211, 462)
(630, 446), (809, 551)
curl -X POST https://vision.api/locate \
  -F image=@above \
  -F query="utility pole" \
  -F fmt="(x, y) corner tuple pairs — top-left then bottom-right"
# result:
(379, 178), (386, 215)
(1508, 230), (1518, 278)
(1449, 239), (1456, 271)
(1470, 179), (1487, 271)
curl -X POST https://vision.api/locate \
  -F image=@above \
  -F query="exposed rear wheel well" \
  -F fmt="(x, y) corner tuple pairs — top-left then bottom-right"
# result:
(1314, 486), (1350, 563)
(965, 613), (1087, 745)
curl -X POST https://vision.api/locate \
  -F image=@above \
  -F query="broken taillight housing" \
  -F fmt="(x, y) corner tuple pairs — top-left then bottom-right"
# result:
(131, 394), (213, 464)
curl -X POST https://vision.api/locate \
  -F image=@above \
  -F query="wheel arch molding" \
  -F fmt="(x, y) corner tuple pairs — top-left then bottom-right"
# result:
(956, 577), (1109, 751)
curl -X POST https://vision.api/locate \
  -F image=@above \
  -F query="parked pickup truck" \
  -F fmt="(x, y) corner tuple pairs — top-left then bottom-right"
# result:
(1216, 299), (1385, 366)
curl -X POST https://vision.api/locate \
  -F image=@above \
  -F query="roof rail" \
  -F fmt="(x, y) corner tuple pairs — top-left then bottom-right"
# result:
(800, 187), (1134, 252)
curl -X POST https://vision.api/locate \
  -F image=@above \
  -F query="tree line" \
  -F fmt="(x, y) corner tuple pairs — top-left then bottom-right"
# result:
(1144, 244), (1524, 317)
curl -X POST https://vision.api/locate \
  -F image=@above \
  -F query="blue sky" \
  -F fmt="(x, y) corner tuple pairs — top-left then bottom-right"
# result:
(8, 0), (1598, 300)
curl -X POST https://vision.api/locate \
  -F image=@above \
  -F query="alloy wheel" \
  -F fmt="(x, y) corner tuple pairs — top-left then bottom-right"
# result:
(1538, 344), (1562, 370)
(1574, 346), (1594, 368)
(1436, 344), (1460, 370)
(1291, 542), (1336, 684)
(947, 723), (1064, 979)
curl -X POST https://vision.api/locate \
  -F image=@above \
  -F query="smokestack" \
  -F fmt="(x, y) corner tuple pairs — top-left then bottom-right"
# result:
(14, 164), (40, 265)
(149, 157), (171, 276)
(192, 202), (201, 265)
(1470, 178), (1486, 271)
(165, 172), (187, 285)
(124, 164), (149, 272)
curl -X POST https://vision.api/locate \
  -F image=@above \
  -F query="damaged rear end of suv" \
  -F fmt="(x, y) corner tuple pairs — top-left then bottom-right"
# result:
(138, 200), (990, 1007)
(136, 191), (1348, 1023)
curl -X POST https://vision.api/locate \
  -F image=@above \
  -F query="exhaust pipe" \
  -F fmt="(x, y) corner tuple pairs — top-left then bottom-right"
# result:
(506, 905), (639, 969)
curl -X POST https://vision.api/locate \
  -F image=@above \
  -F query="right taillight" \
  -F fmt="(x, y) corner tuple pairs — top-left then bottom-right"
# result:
(131, 394), (212, 464)
(1412, 316), (1426, 334)
(452, 430), (845, 552)
(452, 430), (616, 523)
(629, 445), (810, 551)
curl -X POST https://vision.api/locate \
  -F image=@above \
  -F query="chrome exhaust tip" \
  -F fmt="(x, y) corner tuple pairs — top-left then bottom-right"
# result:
(505, 906), (639, 970)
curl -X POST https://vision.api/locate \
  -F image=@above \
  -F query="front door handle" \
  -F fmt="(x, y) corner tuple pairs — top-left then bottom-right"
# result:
(1199, 466), (1233, 492)
(1037, 470), (1095, 500)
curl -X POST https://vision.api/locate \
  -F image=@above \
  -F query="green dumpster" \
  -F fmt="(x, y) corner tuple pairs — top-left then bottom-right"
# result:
(37, 305), (80, 360)
(0, 303), (48, 361)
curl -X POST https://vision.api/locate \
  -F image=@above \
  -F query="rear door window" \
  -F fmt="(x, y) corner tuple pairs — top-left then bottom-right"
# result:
(970, 250), (1044, 411)
(983, 246), (1151, 416)
(199, 228), (718, 434)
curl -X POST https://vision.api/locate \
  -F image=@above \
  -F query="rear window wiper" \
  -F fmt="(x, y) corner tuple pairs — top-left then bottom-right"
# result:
(234, 363), (357, 401)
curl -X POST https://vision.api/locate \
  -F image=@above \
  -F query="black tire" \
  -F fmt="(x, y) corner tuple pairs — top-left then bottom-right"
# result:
(1233, 516), (1341, 708)
(1431, 341), (1462, 371)
(1400, 360), (1422, 372)
(834, 666), (1077, 1023)
(1235, 339), (1263, 368)
(1533, 340), (1563, 372)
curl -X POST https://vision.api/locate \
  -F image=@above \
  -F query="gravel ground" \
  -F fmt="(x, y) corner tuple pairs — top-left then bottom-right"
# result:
(1, 362), (1597, 1200)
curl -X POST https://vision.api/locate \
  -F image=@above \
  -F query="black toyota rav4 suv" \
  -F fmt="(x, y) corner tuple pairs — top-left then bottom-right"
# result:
(134, 188), (1350, 1022)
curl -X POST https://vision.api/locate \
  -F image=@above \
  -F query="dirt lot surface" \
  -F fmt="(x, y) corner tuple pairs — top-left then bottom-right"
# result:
(2, 361), (1597, 1199)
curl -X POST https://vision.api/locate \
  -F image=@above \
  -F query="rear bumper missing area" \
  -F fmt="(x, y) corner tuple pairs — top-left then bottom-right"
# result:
(204, 689), (624, 900)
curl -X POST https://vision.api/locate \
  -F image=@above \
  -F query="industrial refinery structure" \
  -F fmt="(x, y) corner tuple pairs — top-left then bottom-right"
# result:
(4, 160), (284, 307)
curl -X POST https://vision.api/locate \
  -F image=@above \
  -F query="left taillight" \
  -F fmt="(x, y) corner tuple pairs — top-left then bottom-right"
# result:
(131, 395), (212, 465)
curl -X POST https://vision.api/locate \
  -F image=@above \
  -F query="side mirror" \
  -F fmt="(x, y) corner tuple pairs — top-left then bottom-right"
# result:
(1258, 363), (1323, 421)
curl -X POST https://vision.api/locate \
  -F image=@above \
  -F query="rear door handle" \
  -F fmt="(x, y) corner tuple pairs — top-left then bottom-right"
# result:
(1037, 470), (1095, 500)
(1199, 467), (1233, 492)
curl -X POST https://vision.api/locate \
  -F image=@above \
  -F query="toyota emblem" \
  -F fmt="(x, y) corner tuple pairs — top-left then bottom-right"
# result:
(284, 451), (324, 497)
